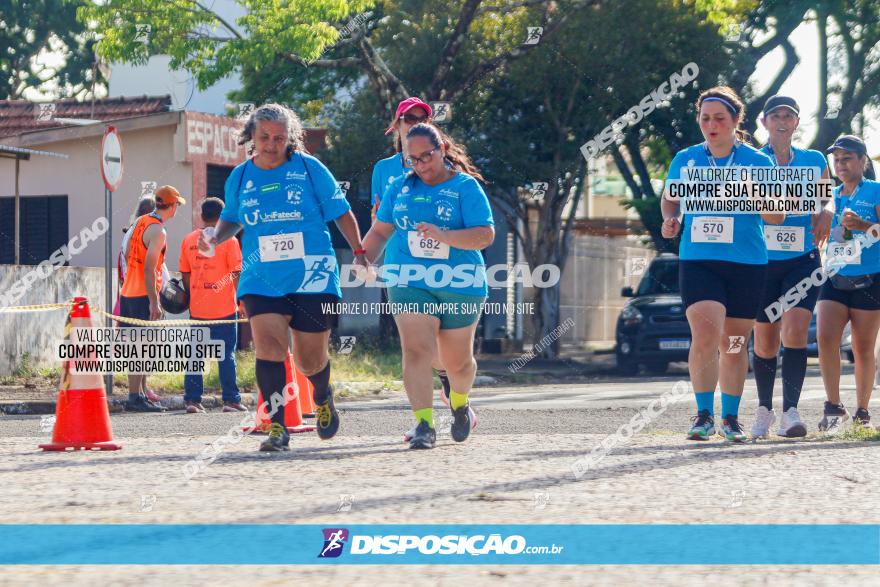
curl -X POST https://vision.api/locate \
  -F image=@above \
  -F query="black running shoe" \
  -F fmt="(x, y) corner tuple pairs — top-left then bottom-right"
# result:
(259, 423), (290, 452)
(314, 386), (340, 440)
(125, 394), (166, 412)
(853, 408), (873, 429)
(818, 401), (849, 433)
(450, 404), (472, 443)
(409, 420), (436, 449)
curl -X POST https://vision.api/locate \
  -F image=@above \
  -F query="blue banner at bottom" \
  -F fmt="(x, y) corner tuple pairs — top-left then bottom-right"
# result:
(1, 525), (878, 565)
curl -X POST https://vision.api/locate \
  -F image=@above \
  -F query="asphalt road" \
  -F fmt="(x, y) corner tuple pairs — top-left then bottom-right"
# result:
(0, 364), (861, 439)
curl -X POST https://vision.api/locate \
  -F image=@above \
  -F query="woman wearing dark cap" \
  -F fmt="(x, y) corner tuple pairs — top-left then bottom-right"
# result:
(750, 94), (833, 439)
(817, 135), (880, 432)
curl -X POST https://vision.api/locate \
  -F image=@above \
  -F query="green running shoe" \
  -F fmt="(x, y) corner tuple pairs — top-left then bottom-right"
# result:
(687, 410), (715, 441)
(720, 415), (748, 443)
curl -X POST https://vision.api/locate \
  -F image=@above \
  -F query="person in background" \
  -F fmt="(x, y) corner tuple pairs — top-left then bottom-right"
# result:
(179, 197), (246, 413)
(750, 95), (832, 439)
(120, 186), (185, 412)
(116, 196), (162, 404)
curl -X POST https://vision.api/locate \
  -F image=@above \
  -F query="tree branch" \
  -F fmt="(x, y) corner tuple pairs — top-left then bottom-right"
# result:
(355, 36), (411, 112)
(192, 0), (244, 40)
(444, 0), (601, 103)
(282, 53), (363, 68)
(429, 0), (483, 99)
(624, 131), (655, 199)
(611, 146), (643, 199)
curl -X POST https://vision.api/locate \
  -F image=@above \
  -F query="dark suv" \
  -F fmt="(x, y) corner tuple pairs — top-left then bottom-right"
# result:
(615, 254), (689, 375)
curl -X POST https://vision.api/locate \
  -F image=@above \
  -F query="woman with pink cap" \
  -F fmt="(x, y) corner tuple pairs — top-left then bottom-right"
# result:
(371, 97), (434, 222)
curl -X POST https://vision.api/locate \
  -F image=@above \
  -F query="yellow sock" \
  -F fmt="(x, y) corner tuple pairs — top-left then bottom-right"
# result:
(414, 407), (433, 426)
(450, 390), (469, 410)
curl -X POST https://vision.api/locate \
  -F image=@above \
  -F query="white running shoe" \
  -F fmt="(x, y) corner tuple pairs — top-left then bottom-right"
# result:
(778, 406), (807, 437)
(404, 421), (419, 443)
(750, 406), (775, 439)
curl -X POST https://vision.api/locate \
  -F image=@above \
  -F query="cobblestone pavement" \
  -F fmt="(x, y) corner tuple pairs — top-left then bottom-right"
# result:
(2, 376), (878, 585)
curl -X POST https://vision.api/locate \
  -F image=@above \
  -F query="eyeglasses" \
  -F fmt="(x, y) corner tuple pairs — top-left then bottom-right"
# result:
(401, 113), (429, 124)
(405, 148), (440, 167)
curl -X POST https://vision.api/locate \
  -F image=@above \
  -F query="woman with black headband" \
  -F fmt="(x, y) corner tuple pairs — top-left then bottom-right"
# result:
(817, 135), (880, 432)
(750, 95), (833, 439)
(661, 86), (781, 443)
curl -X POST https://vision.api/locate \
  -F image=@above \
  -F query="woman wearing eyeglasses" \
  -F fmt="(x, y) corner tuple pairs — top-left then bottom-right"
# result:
(363, 123), (495, 449)
(371, 98), (474, 442)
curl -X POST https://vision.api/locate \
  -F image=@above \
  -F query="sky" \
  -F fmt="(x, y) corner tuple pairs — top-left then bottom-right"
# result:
(750, 16), (879, 156)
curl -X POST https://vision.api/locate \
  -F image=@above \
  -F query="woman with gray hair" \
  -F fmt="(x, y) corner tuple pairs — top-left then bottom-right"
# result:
(199, 103), (369, 451)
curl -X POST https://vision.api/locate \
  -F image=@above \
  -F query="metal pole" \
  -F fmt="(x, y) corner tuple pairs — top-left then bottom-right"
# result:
(105, 187), (113, 395)
(14, 158), (20, 264)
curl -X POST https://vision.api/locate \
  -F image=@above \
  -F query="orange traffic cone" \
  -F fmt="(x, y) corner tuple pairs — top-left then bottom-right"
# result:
(40, 297), (122, 451)
(243, 353), (315, 434)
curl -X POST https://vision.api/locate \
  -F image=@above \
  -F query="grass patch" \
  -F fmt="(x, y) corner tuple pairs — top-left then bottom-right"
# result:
(838, 423), (880, 442)
(131, 345), (404, 393)
(0, 344), (406, 395)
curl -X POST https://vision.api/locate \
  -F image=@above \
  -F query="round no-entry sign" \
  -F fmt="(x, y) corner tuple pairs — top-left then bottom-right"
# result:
(101, 126), (124, 192)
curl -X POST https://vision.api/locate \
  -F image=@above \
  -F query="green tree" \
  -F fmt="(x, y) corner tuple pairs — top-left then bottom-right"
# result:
(1, 0), (103, 99)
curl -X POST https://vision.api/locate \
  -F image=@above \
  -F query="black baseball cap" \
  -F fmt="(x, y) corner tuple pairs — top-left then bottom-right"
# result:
(826, 135), (868, 156)
(762, 95), (800, 117)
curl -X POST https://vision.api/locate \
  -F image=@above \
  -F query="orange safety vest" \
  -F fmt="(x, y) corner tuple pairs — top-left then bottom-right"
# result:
(121, 213), (166, 298)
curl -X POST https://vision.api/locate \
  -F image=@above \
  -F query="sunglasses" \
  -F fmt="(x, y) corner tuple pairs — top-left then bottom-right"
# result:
(405, 148), (440, 166)
(400, 113), (429, 124)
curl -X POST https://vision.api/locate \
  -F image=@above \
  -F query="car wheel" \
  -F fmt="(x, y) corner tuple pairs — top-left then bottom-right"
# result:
(615, 354), (639, 376)
(645, 361), (668, 374)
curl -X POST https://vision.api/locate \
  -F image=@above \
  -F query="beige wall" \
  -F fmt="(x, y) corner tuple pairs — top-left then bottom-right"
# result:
(522, 234), (655, 344)
(590, 195), (631, 219)
(2, 118), (194, 272)
(0, 266), (104, 374)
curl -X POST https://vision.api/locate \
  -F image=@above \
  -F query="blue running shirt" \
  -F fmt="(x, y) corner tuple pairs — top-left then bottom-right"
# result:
(665, 142), (774, 264)
(826, 179), (880, 277)
(377, 171), (494, 297)
(221, 153), (350, 297)
(759, 145), (828, 261)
